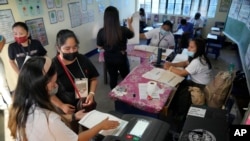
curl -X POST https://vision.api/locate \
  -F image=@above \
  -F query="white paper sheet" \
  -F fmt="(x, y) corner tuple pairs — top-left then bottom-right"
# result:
(138, 83), (161, 99)
(207, 33), (218, 40)
(187, 107), (206, 118)
(142, 68), (184, 87)
(173, 28), (184, 35)
(79, 110), (128, 136)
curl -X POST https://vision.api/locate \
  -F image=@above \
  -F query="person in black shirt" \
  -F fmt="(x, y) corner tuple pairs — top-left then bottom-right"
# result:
(8, 22), (47, 74)
(51, 29), (99, 133)
(97, 6), (134, 89)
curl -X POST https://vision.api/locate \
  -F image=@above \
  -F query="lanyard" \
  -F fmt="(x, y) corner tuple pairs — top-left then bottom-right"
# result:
(20, 40), (31, 56)
(157, 32), (166, 47)
(67, 58), (86, 79)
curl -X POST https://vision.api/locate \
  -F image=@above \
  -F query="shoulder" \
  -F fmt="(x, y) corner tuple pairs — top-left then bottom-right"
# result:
(97, 28), (104, 34)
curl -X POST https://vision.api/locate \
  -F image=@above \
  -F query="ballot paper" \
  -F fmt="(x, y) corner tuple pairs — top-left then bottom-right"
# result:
(79, 110), (128, 136)
(134, 45), (158, 53)
(173, 28), (184, 35)
(138, 83), (163, 99)
(142, 68), (184, 87)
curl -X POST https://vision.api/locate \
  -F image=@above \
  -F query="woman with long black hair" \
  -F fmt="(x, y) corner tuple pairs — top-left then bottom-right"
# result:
(97, 6), (134, 89)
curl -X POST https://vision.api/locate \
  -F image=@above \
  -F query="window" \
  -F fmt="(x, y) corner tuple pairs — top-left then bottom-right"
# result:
(137, 0), (218, 18)
(207, 0), (218, 18)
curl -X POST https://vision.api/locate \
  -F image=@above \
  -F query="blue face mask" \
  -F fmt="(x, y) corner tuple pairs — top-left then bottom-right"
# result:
(160, 28), (169, 36)
(187, 51), (195, 57)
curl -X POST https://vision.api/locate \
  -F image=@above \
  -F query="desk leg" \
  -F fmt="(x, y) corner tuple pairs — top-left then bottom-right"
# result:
(103, 63), (108, 84)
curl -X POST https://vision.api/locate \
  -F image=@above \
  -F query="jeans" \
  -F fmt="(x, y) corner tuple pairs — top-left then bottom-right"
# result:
(0, 58), (12, 105)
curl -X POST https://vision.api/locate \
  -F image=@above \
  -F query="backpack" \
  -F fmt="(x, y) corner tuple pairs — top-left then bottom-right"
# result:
(204, 71), (234, 108)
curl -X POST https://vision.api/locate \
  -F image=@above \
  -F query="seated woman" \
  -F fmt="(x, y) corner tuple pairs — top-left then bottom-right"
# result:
(175, 19), (194, 49)
(140, 20), (175, 49)
(164, 38), (212, 130)
(8, 56), (119, 141)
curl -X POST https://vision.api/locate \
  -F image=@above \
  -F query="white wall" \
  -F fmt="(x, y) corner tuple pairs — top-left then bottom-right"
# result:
(0, 0), (136, 91)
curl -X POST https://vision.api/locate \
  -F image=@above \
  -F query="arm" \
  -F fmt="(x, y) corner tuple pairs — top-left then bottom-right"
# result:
(50, 95), (75, 114)
(84, 78), (98, 106)
(167, 66), (189, 77)
(78, 118), (119, 141)
(127, 17), (134, 33)
(140, 33), (147, 39)
(9, 60), (19, 74)
(164, 60), (189, 68)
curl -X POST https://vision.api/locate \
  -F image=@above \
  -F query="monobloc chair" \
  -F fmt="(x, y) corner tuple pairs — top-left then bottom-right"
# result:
(206, 35), (226, 59)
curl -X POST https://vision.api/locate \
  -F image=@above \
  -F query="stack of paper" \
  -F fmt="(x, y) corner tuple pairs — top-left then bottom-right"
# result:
(79, 110), (128, 136)
(142, 68), (184, 87)
(134, 45), (158, 53)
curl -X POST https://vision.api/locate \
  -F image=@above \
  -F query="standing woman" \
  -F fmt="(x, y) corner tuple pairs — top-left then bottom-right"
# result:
(8, 22), (47, 74)
(97, 6), (134, 89)
(51, 29), (99, 133)
(8, 56), (119, 141)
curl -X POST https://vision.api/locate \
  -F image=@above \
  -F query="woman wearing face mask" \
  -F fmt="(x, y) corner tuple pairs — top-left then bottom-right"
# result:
(140, 20), (175, 49)
(164, 38), (212, 131)
(8, 22), (47, 74)
(51, 29), (99, 133)
(8, 56), (119, 141)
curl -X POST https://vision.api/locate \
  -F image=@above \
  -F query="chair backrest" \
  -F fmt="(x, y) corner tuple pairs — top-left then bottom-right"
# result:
(215, 22), (225, 30)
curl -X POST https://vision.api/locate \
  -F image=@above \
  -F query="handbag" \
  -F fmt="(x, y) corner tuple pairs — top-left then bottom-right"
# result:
(57, 55), (96, 112)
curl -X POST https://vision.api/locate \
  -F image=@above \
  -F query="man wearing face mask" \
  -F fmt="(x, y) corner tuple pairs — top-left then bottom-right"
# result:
(8, 22), (47, 74)
(140, 20), (175, 49)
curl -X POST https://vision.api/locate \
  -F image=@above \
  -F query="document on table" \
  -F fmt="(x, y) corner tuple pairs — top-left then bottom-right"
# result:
(142, 68), (184, 87)
(138, 83), (163, 99)
(128, 56), (141, 71)
(134, 45), (158, 53)
(173, 28), (184, 35)
(79, 110), (128, 136)
(207, 33), (218, 40)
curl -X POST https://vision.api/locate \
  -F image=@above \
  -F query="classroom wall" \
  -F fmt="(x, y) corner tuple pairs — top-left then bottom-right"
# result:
(0, 0), (136, 91)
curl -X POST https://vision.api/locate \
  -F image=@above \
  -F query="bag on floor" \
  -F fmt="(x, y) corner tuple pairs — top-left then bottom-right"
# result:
(188, 86), (205, 105)
(204, 71), (234, 108)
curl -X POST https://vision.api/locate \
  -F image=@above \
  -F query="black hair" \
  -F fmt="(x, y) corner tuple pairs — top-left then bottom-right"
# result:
(12, 22), (32, 39)
(163, 20), (173, 32)
(190, 38), (212, 69)
(56, 29), (79, 49)
(181, 19), (187, 25)
(9, 56), (57, 140)
(139, 8), (145, 17)
(195, 12), (201, 20)
(103, 6), (122, 47)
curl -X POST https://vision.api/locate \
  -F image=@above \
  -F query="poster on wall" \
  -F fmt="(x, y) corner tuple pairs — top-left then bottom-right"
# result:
(0, 9), (15, 43)
(25, 18), (48, 46)
(57, 10), (64, 22)
(219, 0), (231, 12)
(15, 0), (43, 17)
(55, 0), (62, 8)
(68, 2), (82, 28)
(48, 10), (57, 24)
(228, 0), (242, 19)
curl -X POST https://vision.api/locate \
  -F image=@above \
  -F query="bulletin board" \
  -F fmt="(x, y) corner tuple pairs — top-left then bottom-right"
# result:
(0, 9), (15, 43)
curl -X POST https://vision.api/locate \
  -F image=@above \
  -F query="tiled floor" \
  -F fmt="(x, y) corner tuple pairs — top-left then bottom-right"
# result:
(0, 44), (242, 140)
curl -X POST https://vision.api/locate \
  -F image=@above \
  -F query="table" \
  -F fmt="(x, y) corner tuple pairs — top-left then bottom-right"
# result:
(109, 63), (174, 116)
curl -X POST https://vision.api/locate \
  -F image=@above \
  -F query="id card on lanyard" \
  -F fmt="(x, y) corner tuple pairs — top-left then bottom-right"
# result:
(75, 78), (88, 98)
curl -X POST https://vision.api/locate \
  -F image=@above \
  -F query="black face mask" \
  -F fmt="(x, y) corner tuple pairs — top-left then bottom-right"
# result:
(62, 52), (78, 61)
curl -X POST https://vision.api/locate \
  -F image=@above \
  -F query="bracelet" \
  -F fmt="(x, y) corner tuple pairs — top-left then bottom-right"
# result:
(89, 92), (95, 96)
(72, 113), (76, 121)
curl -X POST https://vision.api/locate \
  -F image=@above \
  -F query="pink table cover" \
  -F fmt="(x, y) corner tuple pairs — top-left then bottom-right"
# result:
(109, 63), (173, 114)
(127, 44), (153, 63)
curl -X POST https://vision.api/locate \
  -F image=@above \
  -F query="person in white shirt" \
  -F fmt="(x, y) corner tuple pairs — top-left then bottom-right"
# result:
(164, 38), (212, 130)
(0, 35), (12, 109)
(140, 20), (175, 49)
(8, 56), (119, 141)
(189, 12), (204, 38)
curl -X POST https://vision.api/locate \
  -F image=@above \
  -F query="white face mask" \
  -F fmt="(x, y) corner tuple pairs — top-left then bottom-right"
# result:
(187, 51), (195, 57)
(160, 28), (170, 36)
(48, 86), (58, 96)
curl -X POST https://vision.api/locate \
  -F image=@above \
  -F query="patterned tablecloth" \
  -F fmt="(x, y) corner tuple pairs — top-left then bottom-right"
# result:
(109, 63), (173, 114)
(127, 44), (153, 63)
